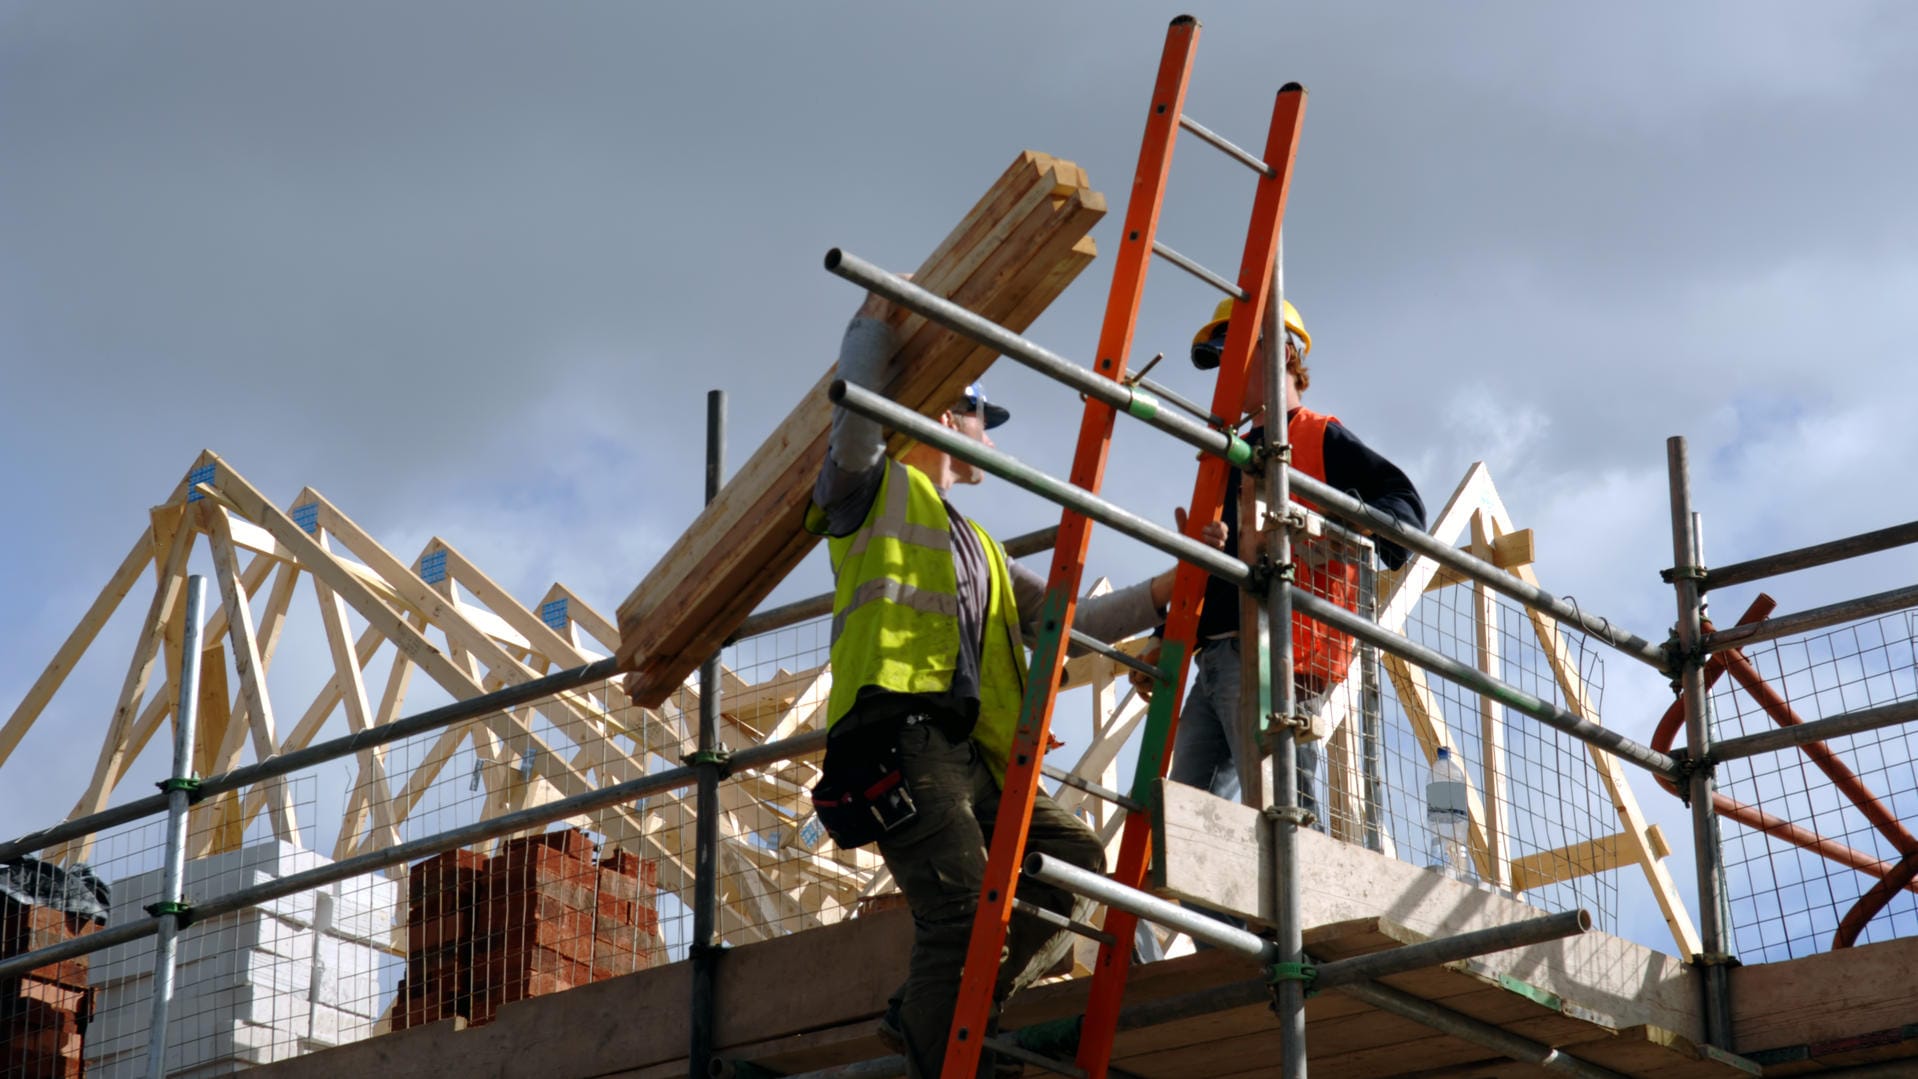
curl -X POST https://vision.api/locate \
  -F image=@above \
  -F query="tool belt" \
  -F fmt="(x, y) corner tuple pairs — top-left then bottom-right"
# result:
(810, 697), (972, 850)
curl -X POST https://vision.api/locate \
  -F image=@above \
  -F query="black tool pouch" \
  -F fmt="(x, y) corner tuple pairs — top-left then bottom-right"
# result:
(810, 724), (919, 850)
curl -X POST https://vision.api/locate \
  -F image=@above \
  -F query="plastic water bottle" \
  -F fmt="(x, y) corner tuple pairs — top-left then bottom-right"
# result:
(1425, 747), (1475, 882)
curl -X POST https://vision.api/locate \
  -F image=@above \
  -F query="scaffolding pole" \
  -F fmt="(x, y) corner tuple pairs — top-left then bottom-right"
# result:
(1702, 517), (1918, 590)
(0, 656), (624, 864)
(690, 389), (727, 1076)
(1258, 247), (1308, 1077)
(144, 575), (206, 1079)
(1667, 436), (1735, 1049)
(1707, 697), (1918, 763)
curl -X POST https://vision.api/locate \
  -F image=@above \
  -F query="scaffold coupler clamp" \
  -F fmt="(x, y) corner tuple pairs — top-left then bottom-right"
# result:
(1265, 804), (1317, 830)
(1658, 629), (1694, 689)
(1269, 708), (1312, 731)
(1691, 951), (1741, 970)
(1667, 748), (1712, 806)
(1265, 960), (1318, 1002)
(1257, 439), (1293, 468)
(155, 775), (207, 805)
(1246, 553), (1288, 595)
(682, 748), (733, 778)
(1272, 503), (1317, 537)
(143, 899), (196, 928)
(1660, 562), (1710, 586)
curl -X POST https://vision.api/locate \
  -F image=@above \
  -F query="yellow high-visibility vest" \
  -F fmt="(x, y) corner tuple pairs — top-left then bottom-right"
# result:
(807, 460), (1027, 780)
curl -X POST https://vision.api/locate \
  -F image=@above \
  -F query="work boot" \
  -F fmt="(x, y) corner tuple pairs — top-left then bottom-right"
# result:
(875, 997), (906, 1054)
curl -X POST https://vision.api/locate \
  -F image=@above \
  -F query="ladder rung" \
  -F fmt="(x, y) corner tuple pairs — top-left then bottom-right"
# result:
(1010, 896), (1117, 947)
(1041, 762), (1144, 813)
(1151, 240), (1246, 300)
(983, 1034), (1088, 1078)
(1178, 113), (1276, 177)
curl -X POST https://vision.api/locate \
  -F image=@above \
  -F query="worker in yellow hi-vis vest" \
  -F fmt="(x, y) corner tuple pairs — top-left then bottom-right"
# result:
(808, 288), (1223, 1079)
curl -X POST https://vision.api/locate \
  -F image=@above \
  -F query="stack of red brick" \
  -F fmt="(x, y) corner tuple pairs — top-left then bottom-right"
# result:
(395, 831), (660, 1030)
(0, 899), (98, 1079)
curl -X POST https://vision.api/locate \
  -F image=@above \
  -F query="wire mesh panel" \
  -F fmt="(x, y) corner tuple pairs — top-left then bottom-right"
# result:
(371, 676), (684, 1031)
(3, 814), (169, 1079)
(695, 615), (884, 946)
(1714, 610), (1918, 962)
(1309, 522), (1621, 934)
(78, 778), (326, 1079)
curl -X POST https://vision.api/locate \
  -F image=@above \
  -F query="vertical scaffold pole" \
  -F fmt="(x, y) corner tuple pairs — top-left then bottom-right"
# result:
(1260, 242), (1308, 1077)
(691, 389), (728, 1076)
(146, 574), (206, 1079)
(1667, 435), (1735, 1049)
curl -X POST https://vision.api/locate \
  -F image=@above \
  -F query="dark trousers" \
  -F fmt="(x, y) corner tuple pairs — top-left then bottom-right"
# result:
(874, 720), (1105, 1079)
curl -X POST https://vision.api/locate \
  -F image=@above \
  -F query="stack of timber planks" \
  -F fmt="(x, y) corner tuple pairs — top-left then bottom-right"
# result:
(616, 151), (1105, 705)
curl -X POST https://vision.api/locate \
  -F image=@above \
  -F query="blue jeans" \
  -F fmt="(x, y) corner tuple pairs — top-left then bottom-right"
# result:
(1168, 639), (1320, 818)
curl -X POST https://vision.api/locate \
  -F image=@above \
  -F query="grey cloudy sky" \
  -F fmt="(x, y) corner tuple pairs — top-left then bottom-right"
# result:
(4, 2), (1917, 955)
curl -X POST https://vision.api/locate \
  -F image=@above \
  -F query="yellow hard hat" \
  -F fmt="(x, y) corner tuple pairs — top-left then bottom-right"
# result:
(1188, 296), (1311, 360)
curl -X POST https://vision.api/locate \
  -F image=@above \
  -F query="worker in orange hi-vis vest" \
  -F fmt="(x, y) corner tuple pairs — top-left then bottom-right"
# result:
(1135, 297), (1426, 819)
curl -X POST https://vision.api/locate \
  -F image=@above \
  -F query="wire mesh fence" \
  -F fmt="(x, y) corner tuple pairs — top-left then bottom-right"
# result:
(1302, 524), (1621, 935)
(0, 522), (1678, 1076)
(1713, 609), (1918, 963)
(0, 611), (877, 1077)
(0, 779), (322, 1079)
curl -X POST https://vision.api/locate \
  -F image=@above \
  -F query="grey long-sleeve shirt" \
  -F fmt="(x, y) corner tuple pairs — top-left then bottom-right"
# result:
(813, 316), (1161, 714)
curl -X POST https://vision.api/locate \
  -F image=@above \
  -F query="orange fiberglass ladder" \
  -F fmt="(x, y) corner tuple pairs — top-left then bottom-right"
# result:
(824, 14), (1309, 1076)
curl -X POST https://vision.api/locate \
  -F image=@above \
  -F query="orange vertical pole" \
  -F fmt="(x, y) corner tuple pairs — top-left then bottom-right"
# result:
(938, 16), (1201, 1078)
(1076, 83), (1308, 1079)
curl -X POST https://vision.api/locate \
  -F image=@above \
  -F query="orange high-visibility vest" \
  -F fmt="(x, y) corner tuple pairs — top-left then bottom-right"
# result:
(1287, 407), (1361, 687)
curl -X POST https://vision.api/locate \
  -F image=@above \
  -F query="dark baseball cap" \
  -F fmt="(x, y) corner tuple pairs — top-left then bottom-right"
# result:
(955, 382), (1010, 429)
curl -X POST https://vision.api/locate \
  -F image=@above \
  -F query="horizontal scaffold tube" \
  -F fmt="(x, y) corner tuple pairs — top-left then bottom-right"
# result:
(831, 380), (1681, 779)
(1290, 588), (1679, 777)
(1023, 853), (1590, 983)
(1285, 470), (1668, 670)
(825, 249), (1257, 470)
(1704, 518), (1918, 591)
(1700, 582), (1918, 654)
(1023, 852), (1273, 959)
(1337, 980), (1631, 1079)
(0, 656), (624, 864)
(0, 728), (827, 982)
(830, 381), (1248, 585)
(1708, 697), (1918, 764)
(827, 245), (1665, 671)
